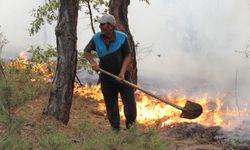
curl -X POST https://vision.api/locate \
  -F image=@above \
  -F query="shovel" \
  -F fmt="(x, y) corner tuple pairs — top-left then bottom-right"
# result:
(99, 68), (203, 119)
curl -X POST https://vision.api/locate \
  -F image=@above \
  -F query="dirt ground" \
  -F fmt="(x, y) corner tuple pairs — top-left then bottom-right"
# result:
(9, 94), (232, 150)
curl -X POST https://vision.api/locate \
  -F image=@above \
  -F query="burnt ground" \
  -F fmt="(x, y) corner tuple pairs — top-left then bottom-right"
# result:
(221, 120), (250, 150)
(159, 122), (250, 150)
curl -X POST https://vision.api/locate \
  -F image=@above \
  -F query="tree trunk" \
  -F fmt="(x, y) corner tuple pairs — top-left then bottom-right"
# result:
(109, 0), (138, 84)
(47, 0), (79, 125)
(0, 63), (5, 79)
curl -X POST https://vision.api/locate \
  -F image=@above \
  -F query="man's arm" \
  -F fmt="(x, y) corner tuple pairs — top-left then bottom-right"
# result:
(84, 52), (100, 72)
(84, 39), (100, 72)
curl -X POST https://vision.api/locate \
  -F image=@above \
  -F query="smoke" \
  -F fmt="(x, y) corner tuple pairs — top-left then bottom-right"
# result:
(1, 0), (249, 97)
(129, 0), (250, 104)
(129, 1), (250, 139)
(0, 0), (249, 131)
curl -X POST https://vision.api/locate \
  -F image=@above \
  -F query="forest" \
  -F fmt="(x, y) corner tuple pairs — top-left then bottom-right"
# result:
(0, 0), (250, 149)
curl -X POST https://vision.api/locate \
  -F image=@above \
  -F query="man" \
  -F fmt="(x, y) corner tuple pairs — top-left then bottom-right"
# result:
(84, 14), (137, 130)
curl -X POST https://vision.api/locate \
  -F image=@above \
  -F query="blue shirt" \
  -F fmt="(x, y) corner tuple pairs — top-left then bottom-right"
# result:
(84, 30), (131, 83)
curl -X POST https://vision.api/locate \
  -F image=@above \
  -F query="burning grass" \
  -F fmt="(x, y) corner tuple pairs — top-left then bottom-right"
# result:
(74, 83), (250, 129)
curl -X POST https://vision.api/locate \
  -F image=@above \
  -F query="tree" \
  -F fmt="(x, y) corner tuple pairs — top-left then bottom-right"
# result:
(29, 0), (148, 84)
(29, 0), (108, 75)
(29, 0), (108, 36)
(109, 0), (138, 84)
(30, 0), (149, 123)
(0, 26), (8, 79)
(46, 0), (79, 124)
(0, 26), (8, 57)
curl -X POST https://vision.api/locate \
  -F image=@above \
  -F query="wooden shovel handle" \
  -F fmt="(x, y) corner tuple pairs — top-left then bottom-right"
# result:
(99, 68), (184, 111)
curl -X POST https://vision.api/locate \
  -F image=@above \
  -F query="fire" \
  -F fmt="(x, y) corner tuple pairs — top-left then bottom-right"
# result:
(13, 50), (54, 81)
(74, 83), (249, 128)
(18, 51), (28, 61)
(32, 63), (54, 78)
(15, 50), (249, 129)
(7, 51), (28, 70)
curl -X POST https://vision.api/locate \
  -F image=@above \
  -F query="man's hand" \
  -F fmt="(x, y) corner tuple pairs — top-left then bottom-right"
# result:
(84, 52), (100, 72)
(91, 63), (100, 72)
(117, 72), (125, 83)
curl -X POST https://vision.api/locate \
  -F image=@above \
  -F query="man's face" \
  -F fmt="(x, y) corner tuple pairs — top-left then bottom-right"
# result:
(99, 23), (113, 35)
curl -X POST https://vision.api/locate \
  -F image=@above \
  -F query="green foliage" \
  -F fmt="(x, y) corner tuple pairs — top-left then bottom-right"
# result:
(29, 0), (109, 36)
(28, 45), (57, 76)
(29, 0), (58, 35)
(28, 0), (150, 36)
(28, 45), (57, 64)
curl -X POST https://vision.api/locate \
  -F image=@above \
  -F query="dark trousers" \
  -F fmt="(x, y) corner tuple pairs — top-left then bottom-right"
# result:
(101, 83), (137, 129)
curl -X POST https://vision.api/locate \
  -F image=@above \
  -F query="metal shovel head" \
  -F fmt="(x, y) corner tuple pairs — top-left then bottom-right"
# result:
(180, 101), (203, 119)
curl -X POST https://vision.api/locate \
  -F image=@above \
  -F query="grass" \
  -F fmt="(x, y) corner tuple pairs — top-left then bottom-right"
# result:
(0, 56), (168, 150)
(38, 122), (75, 150)
(73, 116), (166, 150)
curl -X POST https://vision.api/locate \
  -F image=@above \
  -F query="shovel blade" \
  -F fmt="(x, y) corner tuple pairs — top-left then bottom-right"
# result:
(180, 101), (203, 119)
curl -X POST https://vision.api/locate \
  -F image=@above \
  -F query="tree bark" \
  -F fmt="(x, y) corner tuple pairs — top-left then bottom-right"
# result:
(47, 0), (79, 125)
(0, 62), (5, 79)
(109, 0), (138, 84)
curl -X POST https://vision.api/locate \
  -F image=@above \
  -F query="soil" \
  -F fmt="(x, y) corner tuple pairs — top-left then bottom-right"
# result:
(9, 94), (249, 150)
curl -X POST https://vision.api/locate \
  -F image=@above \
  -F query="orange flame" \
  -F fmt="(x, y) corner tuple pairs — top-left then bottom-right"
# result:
(17, 50), (249, 129)
(15, 50), (54, 81)
(7, 51), (29, 70)
(74, 83), (249, 129)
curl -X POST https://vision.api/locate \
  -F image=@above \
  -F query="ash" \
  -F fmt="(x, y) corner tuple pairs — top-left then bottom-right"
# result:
(221, 120), (250, 150)
(160, 122), (250, 150)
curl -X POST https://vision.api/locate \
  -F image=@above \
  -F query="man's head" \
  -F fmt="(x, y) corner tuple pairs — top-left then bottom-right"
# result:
(97, 14), (116, 26)
(97, 14), (116, 35)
